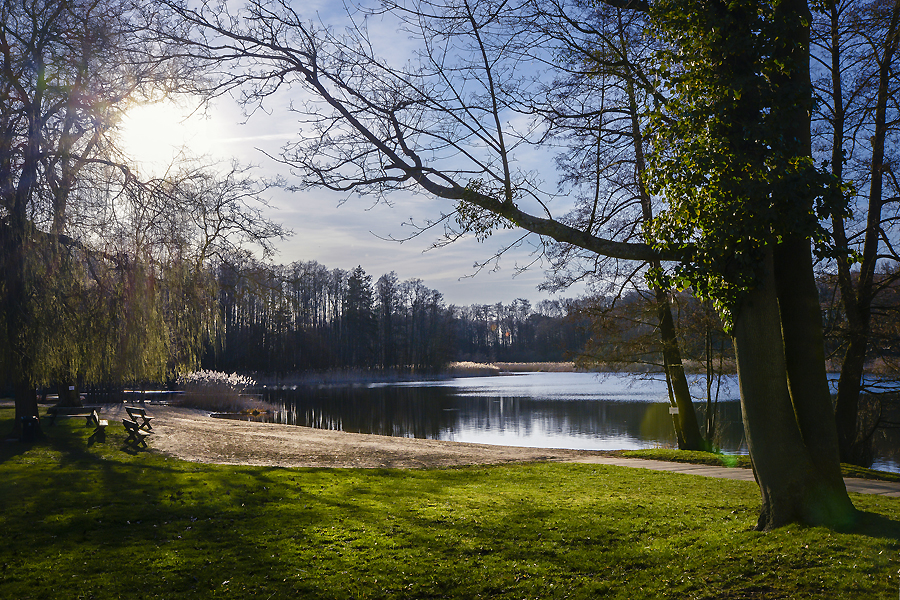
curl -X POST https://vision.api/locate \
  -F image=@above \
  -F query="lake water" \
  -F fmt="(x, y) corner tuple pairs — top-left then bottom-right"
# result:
(255, 371), (899, 473)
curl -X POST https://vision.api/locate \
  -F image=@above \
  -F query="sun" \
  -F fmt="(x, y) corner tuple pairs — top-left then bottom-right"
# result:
(119, 100), (219, 176)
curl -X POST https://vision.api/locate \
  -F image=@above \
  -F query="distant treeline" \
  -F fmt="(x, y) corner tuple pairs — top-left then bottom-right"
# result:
(201, 260), (588, 374)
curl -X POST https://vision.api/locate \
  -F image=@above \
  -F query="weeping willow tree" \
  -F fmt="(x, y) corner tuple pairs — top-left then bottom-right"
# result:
(158, 256), (220, 377)
(1, 162), (284, 415)
(0, 0), (195, 424)
(135, 162), (290, 378)
(1, 232), (172, 406)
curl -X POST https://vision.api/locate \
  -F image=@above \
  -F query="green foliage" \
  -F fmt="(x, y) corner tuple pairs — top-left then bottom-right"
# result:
(643, 0), (847, 328)
(457, 179), (515, 242)
(0, 239), (171, 387)
(0, 411), (898, 599)
(161, 258), (220, 377)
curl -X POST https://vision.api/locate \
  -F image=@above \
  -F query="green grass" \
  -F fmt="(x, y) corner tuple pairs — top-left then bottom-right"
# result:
(1, 409), (898, 599)
(616, 449), (900, 483)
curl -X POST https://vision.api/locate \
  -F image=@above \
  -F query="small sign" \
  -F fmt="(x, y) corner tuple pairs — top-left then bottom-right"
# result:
(69, 386), (75, 391)
(669, 406), (679, 415)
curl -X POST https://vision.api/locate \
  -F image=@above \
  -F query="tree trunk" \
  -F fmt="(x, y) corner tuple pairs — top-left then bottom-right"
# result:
(3, 221), (42, 438)
(834, 333), (868, 463)
(773, 235), (848, 485)
(57, 381), (83, 408)
(823, 0), (869, 465)
(625, 47), (707, 451)
(655, 288), (707, 450)
(733, 246), (856, 530)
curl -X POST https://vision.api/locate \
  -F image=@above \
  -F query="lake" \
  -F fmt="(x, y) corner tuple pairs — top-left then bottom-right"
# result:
(253, 371), (899, 473)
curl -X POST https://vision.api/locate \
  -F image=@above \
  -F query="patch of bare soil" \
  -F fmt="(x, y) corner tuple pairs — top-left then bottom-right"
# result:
(109, 405), (606, 468)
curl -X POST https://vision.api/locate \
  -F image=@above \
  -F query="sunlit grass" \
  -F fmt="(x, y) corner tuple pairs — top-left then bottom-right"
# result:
(1, 408), (898, 599)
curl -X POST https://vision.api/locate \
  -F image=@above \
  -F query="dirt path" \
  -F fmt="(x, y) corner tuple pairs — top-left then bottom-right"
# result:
(109, 405), (607, 468)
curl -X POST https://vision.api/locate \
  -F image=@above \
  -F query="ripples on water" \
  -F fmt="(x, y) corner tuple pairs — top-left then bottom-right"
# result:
(247, 372), (898, 473)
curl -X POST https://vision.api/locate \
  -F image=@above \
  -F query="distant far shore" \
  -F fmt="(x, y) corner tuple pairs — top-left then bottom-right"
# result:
(253, 361), (677, 387)
(449, 361), (578, 376)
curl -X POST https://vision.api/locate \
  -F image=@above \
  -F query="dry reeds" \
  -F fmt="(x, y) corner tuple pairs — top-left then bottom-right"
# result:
(175, 370), (277, 414)
(492, 362), (577, 372)
(447, 362), (502, 376)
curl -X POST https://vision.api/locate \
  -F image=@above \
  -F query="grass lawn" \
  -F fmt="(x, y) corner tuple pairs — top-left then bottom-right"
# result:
(0, 408), (898, 599)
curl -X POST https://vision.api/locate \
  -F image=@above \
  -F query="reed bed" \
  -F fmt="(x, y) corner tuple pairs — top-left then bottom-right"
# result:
(175, 370), (277, 414)
(491, 362), (577, 372)
(446, 361), (502, 376)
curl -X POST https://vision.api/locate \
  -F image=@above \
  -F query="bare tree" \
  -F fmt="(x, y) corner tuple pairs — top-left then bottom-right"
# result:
(0, 0), (286, 423)
(531, 2), (707, 449)
(811, 0), (900, 464)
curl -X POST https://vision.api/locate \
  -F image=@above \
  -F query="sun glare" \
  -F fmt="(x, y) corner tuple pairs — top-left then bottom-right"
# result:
(119, 101), (219, 176)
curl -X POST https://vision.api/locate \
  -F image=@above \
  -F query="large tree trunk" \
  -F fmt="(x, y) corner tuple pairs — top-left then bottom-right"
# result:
(773, 235), (849, 485)
(733, 246), (856, 531)
(4, 87), (44, 437)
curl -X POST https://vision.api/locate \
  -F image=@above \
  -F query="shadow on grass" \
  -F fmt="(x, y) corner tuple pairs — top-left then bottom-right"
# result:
(852, 511), (900, 540)
(0, 436), (33, 463)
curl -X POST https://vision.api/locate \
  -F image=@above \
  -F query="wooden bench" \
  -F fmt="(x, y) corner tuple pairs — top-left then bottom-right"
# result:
(89, 408), (108, 431)
(88, 409), (109, 441)
(125, 406), (154, 430)
(123, 419), (150, 448)
(46, 405), (103, 426)
(47, 406), (108, 439)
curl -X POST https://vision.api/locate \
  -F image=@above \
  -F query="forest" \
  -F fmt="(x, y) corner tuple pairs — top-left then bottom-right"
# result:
(201, 260), (588, 374)
(192, 256), (900, 384)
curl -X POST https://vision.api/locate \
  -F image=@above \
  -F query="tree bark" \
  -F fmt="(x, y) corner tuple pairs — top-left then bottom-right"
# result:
(774, 235), (849, 485)
(655, 287), (706, 450)
(5, 122), (43, 435)
(733, 246), (856, 531)
(4, 215), (42, 436)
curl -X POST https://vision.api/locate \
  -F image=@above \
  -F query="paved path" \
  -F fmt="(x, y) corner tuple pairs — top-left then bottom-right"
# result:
(572, 456), (900, 498)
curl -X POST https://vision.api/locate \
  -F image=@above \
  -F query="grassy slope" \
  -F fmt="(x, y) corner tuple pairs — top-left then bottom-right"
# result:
(0, 409), (898, 599)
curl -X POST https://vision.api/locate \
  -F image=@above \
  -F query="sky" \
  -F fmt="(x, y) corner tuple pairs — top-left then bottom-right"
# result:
(121, 99), (577, 306)
(118, 4), (590, 308)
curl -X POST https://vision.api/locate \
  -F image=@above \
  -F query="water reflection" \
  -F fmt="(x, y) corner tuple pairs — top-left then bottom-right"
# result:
(244, 372), (897, 472)
(254, 373), (747, 451)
